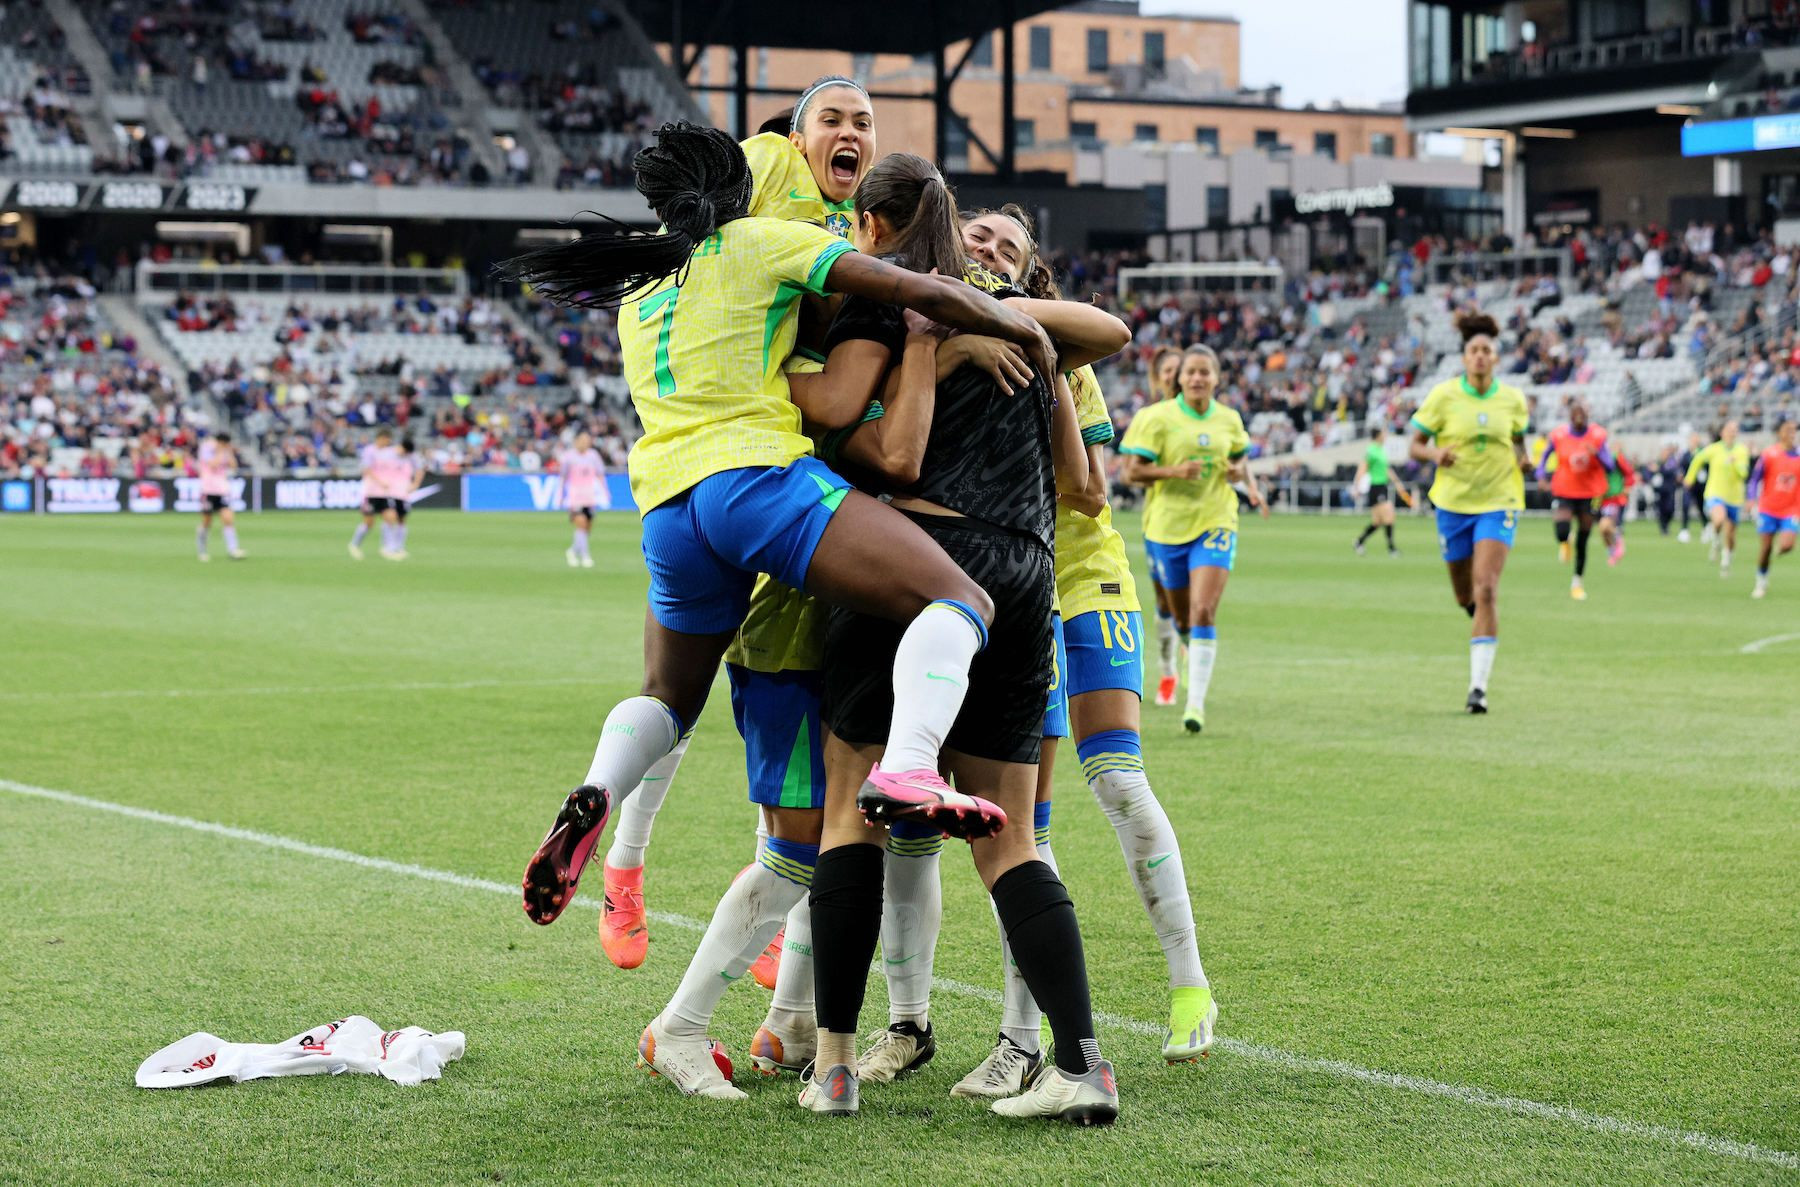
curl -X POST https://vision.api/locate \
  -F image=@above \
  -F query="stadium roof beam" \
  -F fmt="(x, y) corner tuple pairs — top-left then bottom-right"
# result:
(644, 0), (1060, 179)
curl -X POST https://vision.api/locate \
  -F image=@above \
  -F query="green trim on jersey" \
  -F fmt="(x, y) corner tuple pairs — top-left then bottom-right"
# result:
(1459, 375), (1499, 399)
(1081, 422), (1115, 446)
(805, 237), (855, 294)
(1175, 397), (1216, 422)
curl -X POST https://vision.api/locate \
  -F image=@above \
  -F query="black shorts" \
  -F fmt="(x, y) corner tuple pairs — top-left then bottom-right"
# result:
(393, 498), (410, 520)
(568, 506), (597, 521)
(362, 497), (395, 515)
(823, 513), (1053, 765)
(1554, 495), (1598, 516)
(1367, 483), (1390, 507)
(202, 494), (229, 513)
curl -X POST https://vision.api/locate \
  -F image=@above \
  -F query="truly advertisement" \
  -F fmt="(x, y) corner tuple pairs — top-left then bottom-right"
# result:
(462, 472), (635, 513)
(46, 478), (124, 513)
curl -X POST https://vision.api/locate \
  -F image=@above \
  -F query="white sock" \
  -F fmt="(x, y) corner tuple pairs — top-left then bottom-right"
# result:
(1087, 763), (1206, 988)
(879, 600), (985, 774)
(351, 523), (369, 547)
(1155, 612), (1179, 679)
(195, 526), (207, 556)
(995, 836), (1057, 1053)
(395, 524), (408, 550)
(1186, 629), (1217, 713)
(1722, 546), (1732, 571)
(222, 526), (239, 552)
(768, 897), (815, 1021)
(752, 809), (769, 864)
(664, 845), (813, 1037)
(881, 829), (944, 1027)
(582, 696), (681, 807)
(380, 523), (395, 551)
(603, 733), (690, 869)
(1470, 636), (1497, 693)
(574, 527), (590, 558)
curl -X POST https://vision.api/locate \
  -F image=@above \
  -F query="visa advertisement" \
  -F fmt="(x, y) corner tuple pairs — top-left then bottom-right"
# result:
(0, 474), (628, 513)
(461, 472), (636, 513)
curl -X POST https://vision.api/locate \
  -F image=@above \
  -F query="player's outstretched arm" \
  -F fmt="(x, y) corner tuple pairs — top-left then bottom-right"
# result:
(825, 252), (1055, 380)
(1002, 296), (1132, 371)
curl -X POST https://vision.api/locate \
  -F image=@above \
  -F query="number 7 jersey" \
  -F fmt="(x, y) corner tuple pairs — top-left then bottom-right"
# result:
(618, 216), (854, 515)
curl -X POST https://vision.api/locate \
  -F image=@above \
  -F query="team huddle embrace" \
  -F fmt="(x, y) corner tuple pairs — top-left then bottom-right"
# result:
(508, 79), (1243, 1127)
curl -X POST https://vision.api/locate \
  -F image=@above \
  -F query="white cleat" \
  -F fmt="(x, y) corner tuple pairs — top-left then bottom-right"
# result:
(636, 1016), (745, 1100)
(228, 549), (247, 560)
(1677, 529), (1690, 544)
(580, 554), (594, 569)
(1753, 581), (1768, 600)
(951, 1033), (1041, 1099)
(991, 1058), (1119, 1126)
(196, 553), (210, 563)
(566, 548), (580, 568)
(348, 543), (364, 560)
(797, 1062), (859, 1114)
(749, 1017), (815, 1076)
(856, 1020), (935, 1084)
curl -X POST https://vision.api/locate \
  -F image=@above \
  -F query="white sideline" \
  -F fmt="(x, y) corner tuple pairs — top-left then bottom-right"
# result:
(0, 677), (599, 702)
(2, 777), (1794, 1171)
(1741, 632), (1800, 655)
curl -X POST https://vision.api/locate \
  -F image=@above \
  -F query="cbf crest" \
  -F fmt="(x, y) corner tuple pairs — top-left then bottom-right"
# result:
(1477, 412), (1490, 427)
(1198, 433), (1212, 446)
(826, 212), (852, 238)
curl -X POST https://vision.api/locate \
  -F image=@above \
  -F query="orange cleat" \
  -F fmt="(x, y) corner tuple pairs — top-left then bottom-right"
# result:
(599, 863), (648, 969)
(749, 927), (784, 990)
(1155, 675), (1178, 707)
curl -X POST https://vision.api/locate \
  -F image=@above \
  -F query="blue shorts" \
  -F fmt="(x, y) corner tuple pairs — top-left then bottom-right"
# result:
(1758, 512), (1800, 536)
(1043, 613), (1069, 740)
(1065, 610), (1144, 700)
(1707, 498), (1742, 525)
(639, 458), (850, 634)
(727, 664), (825, 810)
(1144, 529), (1237, 587)
(1436, 509), (1517, 563)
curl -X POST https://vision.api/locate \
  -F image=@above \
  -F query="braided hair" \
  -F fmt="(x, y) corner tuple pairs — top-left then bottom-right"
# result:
(498, 121), (752, 309)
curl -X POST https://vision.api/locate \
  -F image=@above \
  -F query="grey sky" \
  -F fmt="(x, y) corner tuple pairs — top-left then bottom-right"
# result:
(1141, 0), (1408, 110)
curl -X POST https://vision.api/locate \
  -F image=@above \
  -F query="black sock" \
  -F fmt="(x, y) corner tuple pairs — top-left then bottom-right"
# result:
(1554, 519), (1571, 544)
(809, 844), (885, 1037)
(1575, 527), (1591, 576)
(1383, 524), (1394, 550)
(991, 861), (1099, 1075)
(1357, 524), (1377, 545)
(1461, 601), (1476, 618)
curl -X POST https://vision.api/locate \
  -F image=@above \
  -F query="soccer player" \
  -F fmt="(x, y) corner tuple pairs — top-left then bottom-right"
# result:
(1146, 345), (1185, 705)
(1685, 421), (1751, 577)
(1353, 425), (1409, 557)
(1408, 311), (1532, 714)
(1749, 418), (1800, 599)
(349, 428), (394, 560)
(385, 439), (421, 560)
(1120, 345), (1267, 735)
(194, 432), (244, 561)
(559, 429), (609, 568)
(1536, 400), (1617, 600)
(1596, 453), (1635, 567)
(740, 75), (873, 238)
(509, 123), (1052, 944)
(805, 164), (1124, 1124)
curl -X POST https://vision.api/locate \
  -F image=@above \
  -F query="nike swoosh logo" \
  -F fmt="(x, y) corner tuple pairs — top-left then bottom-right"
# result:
(1110, 655), (1133, 667)
(884, 954), (916, 966)
(787, 188), (816, 203)
(1146, 854), (1171, 869)
(924, 672), (963, 686)
(640, 776), (666, 783)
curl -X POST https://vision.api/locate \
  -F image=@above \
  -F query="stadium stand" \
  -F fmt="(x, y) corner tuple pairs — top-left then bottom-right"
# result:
(0, 2), (95, 174)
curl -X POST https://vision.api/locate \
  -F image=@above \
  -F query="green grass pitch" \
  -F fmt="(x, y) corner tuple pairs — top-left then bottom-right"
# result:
(1, 509), (1796, 1185)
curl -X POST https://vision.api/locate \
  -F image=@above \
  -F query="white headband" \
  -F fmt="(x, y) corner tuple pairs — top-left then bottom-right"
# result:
(794, 78), (869, 131)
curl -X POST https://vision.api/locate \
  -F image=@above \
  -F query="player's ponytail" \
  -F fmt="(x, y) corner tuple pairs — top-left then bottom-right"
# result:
(497, 121), (753, 309)
(853, 153), (966, 278)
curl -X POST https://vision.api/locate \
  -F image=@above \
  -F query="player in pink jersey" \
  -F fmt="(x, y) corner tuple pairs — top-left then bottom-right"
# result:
(195, 432), (244, 561)
(349, 429), (395, 560)
(384, 439), (423, 560)
(558, 429), (610, 568)
(1750, 418), (1800, 599)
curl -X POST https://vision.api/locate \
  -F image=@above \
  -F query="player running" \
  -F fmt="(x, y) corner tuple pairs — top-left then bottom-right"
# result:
(1145, 345), (1186, 704)
(559, 429), (610, 568)
(1353, 426), (1409, 557)
(1685, 421), (1751, 577)
(1750, 419), (1800, 599)
(1408, 311), (1532, 714)
(508, 123), (1054, 961)
(1120, 345), (1267, 735)
(1535, 400), (1618, 600)
(1596, 452), (1635, 568)
(349, 428), (395, 560)
(194, 432), (244, 562)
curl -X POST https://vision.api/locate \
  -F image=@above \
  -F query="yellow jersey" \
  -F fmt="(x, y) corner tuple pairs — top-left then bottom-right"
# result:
(620, 217), (854, 514)
(723, 575), (824, 672)
(1119, 396), (1250, 544)
(1684, 440), (1751, 506)
(742, 133), (856, 239)
(1055, 366), (1139, 619)
(1409, 377), (1531, 514)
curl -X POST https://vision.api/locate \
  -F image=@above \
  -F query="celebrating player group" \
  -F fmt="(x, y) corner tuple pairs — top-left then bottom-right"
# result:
(484, 77), (1781, 1131)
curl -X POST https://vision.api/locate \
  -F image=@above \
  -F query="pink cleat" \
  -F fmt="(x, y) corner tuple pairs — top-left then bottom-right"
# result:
(522, 785), (611, 925)
(749, 927), (784, 990)
(1608, 538), (1625, 566)
(856, 767), (1006, 840)
(599, 863), (649, 968)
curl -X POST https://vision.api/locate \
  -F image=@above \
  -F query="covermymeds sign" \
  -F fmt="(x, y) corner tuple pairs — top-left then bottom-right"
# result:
(1681, 115), (1800, 156)
(1294, 182), (1394, 215)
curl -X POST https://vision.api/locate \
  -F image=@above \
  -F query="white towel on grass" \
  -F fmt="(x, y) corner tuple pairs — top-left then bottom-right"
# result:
(136, 1016), (465, 1089)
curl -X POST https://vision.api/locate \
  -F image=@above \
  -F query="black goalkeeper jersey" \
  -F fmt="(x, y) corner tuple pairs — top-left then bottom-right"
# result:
(823, 283), (1055, 552)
